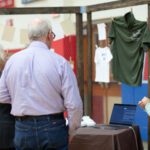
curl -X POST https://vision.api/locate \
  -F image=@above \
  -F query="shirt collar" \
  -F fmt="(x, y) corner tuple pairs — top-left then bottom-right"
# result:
(124, 12), (136, 29)
(29, 41), (49, 50)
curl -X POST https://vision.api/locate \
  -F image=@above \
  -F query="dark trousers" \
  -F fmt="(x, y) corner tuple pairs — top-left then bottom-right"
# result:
(14, 114), (68, 150)
(0, 121), (15, 149)
(0, 103), (15, 149)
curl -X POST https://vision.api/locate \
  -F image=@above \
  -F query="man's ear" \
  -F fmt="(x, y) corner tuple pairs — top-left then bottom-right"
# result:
(47, 33), (51, 40)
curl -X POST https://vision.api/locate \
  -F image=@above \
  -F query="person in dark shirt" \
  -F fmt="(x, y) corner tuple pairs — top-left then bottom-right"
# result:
(0, 45), (15, 150)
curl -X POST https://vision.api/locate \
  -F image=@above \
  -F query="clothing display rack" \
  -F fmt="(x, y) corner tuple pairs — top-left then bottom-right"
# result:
(86, 1), (150, 149)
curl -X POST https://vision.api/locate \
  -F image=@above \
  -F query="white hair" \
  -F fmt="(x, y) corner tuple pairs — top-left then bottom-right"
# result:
(0, 45), (6, 61)
(28, 18), (52, 41)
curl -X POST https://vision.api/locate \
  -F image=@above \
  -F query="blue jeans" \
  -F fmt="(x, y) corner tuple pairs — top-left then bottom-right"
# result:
(14, 115), (68, 150)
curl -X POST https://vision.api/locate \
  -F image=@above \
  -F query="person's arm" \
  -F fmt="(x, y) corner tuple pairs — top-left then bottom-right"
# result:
(61, 61), (83, 139)
(0, 68), (11, 104)
(138, 97), (150, 115)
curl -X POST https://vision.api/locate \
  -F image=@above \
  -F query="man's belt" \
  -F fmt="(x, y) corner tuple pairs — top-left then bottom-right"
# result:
(15, 112), (64, 121)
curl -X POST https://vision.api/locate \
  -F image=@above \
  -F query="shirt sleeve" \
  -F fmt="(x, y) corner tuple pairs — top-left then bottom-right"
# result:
(142, 25), (150, 51)
(0, 69), (11, 104)
(61, 61), (83, 136)
(145, 103), (150, 116)
(105, 47), (113, 63)
(94, 48), (99, 63)
(108, 21), (116, 44)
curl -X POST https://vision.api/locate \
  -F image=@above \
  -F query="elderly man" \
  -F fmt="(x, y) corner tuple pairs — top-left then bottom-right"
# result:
(0, 18), (83, 150)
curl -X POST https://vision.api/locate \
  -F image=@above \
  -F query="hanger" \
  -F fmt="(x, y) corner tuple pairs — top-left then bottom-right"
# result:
(130, 7), (133, 13)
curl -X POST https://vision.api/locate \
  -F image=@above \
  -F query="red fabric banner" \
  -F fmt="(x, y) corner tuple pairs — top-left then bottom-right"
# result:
(0, 0), (14, 8)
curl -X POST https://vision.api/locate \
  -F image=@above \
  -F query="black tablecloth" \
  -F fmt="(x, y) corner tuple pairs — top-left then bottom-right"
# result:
(69, 125), (143, 150)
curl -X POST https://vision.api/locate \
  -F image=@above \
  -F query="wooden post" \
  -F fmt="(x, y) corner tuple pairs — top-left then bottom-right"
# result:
(86, 12), (92, 116)
(148, 4), (150, 150)
(76, 13), (84, 104)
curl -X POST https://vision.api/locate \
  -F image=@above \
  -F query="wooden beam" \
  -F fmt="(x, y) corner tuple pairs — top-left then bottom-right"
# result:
(76, 13), (84, 103)
(87, 0), (150, 12)
(1, 0), (150, 15)
(0, 7), (81, 15)
(86, 12), (92, 116)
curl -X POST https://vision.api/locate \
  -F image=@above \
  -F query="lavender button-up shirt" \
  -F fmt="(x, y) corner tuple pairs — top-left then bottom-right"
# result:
(0, 41), (83, 135)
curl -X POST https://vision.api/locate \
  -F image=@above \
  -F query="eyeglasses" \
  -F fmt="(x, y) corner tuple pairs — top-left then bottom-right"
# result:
(49, 31), (55, 39)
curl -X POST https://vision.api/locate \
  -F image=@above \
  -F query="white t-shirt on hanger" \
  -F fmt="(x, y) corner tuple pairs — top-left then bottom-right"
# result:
(94, 47), (113, 83)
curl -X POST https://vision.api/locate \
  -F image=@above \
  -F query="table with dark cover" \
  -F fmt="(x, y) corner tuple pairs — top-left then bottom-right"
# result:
(69, 125), (143, 150)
